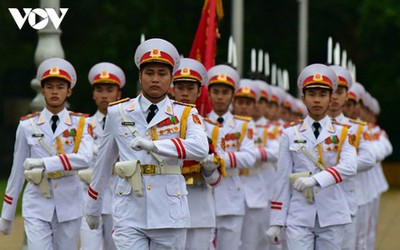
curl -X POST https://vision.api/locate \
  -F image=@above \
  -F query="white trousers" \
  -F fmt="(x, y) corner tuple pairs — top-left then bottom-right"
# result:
(112, 226), (186, 250)
(185, 228), (213, 250)
(285, 219), (345, 250)
(215, 215), (244, 250)
(341, 215), (357, 250)
(355, 203), (370, 250)
(24, 212), (81, 250)
(367, 196), (380, 250)
(80, 214), (116, 250)
(240, 206), (269, 250)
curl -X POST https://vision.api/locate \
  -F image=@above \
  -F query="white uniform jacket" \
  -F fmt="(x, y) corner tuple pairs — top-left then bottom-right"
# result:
(333, 114), (376, 214)
(270, 116), (357, 228)
(1, 108), (93, 223)
(86, 95), (208, 229)
(208, 111), (256, 216)
(240, 117), (279, 209)
(183, 117), (223, 229)
(84, 111), (118, 215)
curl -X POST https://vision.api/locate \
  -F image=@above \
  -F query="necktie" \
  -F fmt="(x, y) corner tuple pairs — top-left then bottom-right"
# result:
(51, 115), (59, 133)
(102, 116), (106, 129)
(146, 104), (158, 123)
(313, 122), (321, 139)
(217, 117), (224, 124)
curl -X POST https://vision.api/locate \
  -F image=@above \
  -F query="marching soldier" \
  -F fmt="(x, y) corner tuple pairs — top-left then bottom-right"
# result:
(252, 79), (281, 250)
(231, 79), (277, 250)
(0, 58), (93, 250)
(327, 65), (376, 250)
(85, 38), (209, 250)
(172, 58), (222, 250)
(206, 65), (256, 250)
(79, 62), (125, 250)
(266, 64), (357, 249)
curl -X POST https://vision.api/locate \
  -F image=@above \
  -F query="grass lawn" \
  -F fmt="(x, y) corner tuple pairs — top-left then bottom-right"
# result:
(0, 179), (24, 216)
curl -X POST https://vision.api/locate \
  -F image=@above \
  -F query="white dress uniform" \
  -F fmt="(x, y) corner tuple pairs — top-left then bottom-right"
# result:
(365, 122), (391, 250)
(253, 116), (280, 250)
(232, 79), (276, 250)
(80, 111), (118, 250)
(80, 61), (126, 250)
(173, 58), (222, 250)
(328, 65), (377, 250)
(1, 58), (93, 250)
(86, 38), (209, 250)
(206, 65), (256, 250)
(269, 64), (357, 250)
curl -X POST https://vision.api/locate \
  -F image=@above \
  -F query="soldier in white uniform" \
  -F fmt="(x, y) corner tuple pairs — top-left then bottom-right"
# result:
(206, 65), (256, 250)
(85, 38), (209, 250)
(266, 63), (357, 250)
(232, 79), (277, 250)
(251, 79), (281, 250)
(172, 58), (222, 250)
(327, 65), (376, 250)
(80, 62), (125, 250)
(0, 58), (93, 250)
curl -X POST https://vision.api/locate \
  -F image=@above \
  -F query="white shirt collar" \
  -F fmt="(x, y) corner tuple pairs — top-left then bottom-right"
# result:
(43, 107), (67, 124)
(139, 94), (167, 114)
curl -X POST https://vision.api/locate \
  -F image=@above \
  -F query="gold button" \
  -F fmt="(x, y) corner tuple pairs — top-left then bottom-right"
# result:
(124, 132), (128, 135)
(315, 188), (319, 194)
(53, 184), (57, 189)
(146, 132), (149, 136)
(147, 185), (152, 190)
(177, 192), (181, 197)
(118, 191), (123, 195)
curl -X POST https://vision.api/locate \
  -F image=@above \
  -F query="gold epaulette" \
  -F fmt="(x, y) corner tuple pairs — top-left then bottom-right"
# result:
(233, 115), (252, 122)
(173, 100), (196, 108)
(204, 117), (222, 127)
(332, 120), (350, 128)
(109, 98), (130, 106)
(349, 119), (367, 126)
(69, 111), (90, 117)
(283, 119), (302, 128)
(20, 111), (40, 121)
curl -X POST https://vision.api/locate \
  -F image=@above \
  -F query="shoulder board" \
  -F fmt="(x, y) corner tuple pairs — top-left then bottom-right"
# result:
(20, 111), (40, 121)
(69, 111), (89, 117)
(255, 124), (269, 128)
(332, 120), (350, 128)
(204, 117), (222, 127)
(283, 119), (302, 129)
(233, 115), (252, 122)
(173, 100), (196, 108)
(109, 98), (130, 106)
(349, 119), (367, 126)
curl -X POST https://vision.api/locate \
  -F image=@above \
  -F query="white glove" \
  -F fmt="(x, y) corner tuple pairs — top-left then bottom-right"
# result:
(85, 214), (100, 230)
(293, 177), (317, 192)
(266, 225), (282, 245)
(130, 137), (156, 152)
(200, 154), (219, 172)
(0, 218), (12, 235)
(23, 158), (44, 170)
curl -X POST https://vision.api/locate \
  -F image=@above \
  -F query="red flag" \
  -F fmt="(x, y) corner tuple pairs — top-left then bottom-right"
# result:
(189, 0), (223, 116)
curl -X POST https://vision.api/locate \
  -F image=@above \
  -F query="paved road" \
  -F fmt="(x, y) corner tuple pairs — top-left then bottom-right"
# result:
(1, 188), (399, 249)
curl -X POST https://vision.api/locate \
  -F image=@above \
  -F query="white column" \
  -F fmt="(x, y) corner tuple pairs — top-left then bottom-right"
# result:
(297, 0), (308, 97)
(232, 0), (244, 76)
(30, 0), (64, 111)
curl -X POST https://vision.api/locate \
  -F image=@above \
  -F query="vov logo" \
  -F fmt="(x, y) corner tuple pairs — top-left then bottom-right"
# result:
(8, 8), (68, 30)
